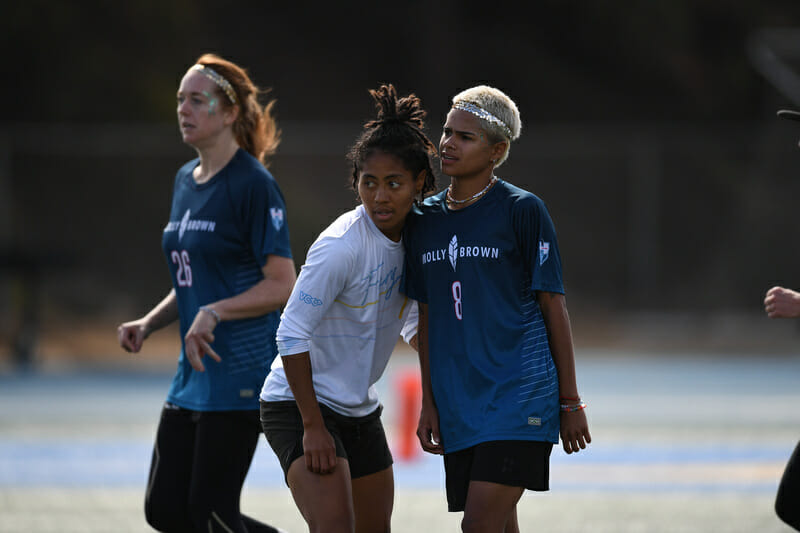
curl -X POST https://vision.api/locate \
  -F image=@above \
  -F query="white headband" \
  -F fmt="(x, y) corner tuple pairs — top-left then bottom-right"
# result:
(191, 64), (237, 104)
(452, 101), (512, 138)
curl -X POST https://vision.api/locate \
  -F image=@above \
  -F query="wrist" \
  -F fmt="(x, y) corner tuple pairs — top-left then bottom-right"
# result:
(560, 400), (587, 413)
(199, 305), (221, 325)
(140, 317), (156, 338)
(302, 415), (325, 430)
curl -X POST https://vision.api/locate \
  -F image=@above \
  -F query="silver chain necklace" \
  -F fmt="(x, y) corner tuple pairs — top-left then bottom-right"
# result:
(446, 176), (497, 205)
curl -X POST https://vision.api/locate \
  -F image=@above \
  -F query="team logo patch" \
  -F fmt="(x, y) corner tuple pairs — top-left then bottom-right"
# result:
(270, 207), (285, 231)
(179, 209), (191, 241)
(538, 240), (550, 265)
(527, 416), (541, 426)
(448, 235), (458, 271)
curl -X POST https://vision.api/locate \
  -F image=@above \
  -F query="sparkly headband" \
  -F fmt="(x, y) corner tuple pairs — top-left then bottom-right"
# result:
(191, 64), (237, 104)
(452, 101), (512, 138)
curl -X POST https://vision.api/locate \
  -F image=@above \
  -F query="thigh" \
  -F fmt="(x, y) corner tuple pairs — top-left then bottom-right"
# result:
(144, 405), (196, 529)
(335, 405), (393, 480)
(288, 455), (355, 533)
(462, 480), (524, 533)
(261, 400), (347, 483)
(444, 440), (552, 513)
(462, 441), (552, 532)
(188, 410), (262, 529)
(351, 466), (394, 533)
(469, 440), (552, 491)
(443, 445), (474, 512)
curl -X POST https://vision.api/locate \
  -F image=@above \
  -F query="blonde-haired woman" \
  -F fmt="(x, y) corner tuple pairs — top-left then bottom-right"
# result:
(404, 85), (591, 532)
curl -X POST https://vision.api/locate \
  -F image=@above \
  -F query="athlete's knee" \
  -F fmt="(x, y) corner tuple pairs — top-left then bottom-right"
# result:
(189, 505), (245, 533)
(461, 514), (499, 533)
(145, 495), (191, 532)
(355, 513), (390, 533)
(305, 508), (354, 533)
(353, 500), (391, 533)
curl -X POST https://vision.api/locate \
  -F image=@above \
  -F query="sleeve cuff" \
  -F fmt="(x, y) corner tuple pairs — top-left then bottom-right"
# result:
(277, 337), (310, 356)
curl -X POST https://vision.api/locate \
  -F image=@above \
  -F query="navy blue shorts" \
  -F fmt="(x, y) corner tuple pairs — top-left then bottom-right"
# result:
(444, 440), (553, 512)
(260, 400), (393, 484)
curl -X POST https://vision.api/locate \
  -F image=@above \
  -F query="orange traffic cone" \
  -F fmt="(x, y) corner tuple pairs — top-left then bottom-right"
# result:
(395, 369), (422, 461)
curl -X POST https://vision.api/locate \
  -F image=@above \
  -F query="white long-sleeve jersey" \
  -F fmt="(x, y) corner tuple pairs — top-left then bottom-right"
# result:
(260, 205), (418, 417)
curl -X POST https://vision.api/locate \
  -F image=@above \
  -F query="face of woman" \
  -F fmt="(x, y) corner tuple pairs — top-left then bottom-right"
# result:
(176, 69), (233, 149)
(357, 151), (424, 242)
(439, 108), (499, 179)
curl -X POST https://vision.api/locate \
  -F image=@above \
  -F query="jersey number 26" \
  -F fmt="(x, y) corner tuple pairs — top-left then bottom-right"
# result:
(171, 250), (193, 287)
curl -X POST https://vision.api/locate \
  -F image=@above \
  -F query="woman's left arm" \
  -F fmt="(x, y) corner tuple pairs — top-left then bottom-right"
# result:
(207, 255), (296, 320)
(183, 255), (296, 371)
(537, 291), (591, 454)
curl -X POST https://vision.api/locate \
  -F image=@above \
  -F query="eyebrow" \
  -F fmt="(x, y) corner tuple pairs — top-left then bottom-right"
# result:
(444, 126), (479, 137)
(361, 173), (406, 179)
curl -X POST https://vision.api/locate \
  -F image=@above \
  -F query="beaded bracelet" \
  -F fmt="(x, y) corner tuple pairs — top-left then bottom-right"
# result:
(199, 305), (221, 325)
(560, 401), (587, 413)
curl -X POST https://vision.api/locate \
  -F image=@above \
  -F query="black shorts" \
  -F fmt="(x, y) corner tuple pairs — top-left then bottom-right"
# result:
(260, 400), (393, 484)
(444, 440), (553, 512)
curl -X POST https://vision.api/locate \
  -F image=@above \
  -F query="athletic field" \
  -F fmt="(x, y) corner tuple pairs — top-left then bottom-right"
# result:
(1, 348), (798, 532)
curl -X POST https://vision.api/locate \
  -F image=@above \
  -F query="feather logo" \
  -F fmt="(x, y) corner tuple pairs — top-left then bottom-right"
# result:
(178, 209), (191, 241)
(448, 235), (458, 271)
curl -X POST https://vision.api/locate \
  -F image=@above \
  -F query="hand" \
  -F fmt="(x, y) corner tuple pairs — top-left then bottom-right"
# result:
(560, 408), (591, 454)
(764, 286), (800, 319)
(417, 400), (443, 455)
(183, 309), (222, 372)
(117, 319), (149, 353)
(302, 424), (338, 474)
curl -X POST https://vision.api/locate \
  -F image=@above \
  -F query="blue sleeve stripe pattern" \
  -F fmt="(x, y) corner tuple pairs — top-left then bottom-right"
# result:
(234, 252), (263, 286)
(226, 316), (276, 375)
(222, 254), (275, 375)
(516, 291), (557, 403)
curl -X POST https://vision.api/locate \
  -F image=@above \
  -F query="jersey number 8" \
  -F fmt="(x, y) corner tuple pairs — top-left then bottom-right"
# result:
(452, 281), (463, 320)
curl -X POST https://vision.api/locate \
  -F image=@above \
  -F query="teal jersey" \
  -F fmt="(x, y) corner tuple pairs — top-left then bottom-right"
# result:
(403, 180), (563, 452)
(162, 149), (292, 411)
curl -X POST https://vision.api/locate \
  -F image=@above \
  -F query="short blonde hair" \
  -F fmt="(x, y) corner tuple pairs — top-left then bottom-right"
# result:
(451, 85), (521, 167)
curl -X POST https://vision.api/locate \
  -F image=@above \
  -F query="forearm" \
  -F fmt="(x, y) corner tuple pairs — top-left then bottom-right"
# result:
(538, 292), (580, 398)
(281, 352), (325, 428)
(208, 255), (296, 321)
(417, 303), (436, 405)
(143, 290), (179, 334)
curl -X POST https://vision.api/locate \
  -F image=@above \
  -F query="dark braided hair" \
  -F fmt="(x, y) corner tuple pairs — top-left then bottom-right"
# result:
(347, 84), (437, 200)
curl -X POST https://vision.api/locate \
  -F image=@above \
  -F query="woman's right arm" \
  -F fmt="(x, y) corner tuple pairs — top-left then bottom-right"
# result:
(117, 289), (179, 353)
(416, 302), (443, 454)
(275, 235), (352, 475)
(281, 351), (338, 474)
